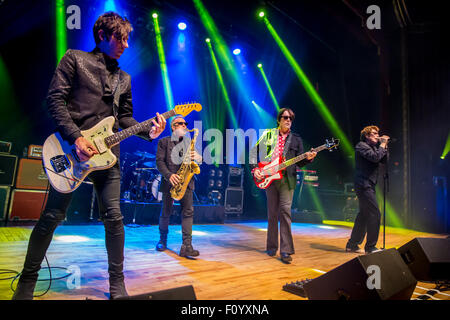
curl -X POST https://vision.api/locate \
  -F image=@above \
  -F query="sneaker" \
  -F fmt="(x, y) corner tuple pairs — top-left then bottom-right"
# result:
(345, 246), (364, 253)
(365, 247), (382, 254)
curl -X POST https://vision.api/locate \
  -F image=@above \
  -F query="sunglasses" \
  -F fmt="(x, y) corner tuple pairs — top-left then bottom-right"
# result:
(281, 116), (293, 121)
(172, 121), (188, 127)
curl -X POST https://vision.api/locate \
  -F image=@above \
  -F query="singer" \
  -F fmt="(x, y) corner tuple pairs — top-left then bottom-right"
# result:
(345, 125), (389, 254)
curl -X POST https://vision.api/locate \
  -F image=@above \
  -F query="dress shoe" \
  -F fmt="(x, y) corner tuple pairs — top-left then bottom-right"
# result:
(266, 250), (276, 257)
(280, 253), (292, 263)
(179, 244), (200, 257)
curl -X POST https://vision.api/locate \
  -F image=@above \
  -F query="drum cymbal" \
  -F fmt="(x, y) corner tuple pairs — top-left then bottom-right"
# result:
(142, 161), (156, 167)
(133, 150), (156, 159)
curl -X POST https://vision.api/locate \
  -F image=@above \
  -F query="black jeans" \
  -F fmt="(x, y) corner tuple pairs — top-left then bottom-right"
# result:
(347, 185), (381, 250)
(265, 176), (295, 255)
(159, 190), (194, 244)
(19, 164), (125, 283)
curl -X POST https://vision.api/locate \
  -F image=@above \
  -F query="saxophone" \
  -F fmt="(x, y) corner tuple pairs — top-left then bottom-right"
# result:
(170, 128), (200, 200)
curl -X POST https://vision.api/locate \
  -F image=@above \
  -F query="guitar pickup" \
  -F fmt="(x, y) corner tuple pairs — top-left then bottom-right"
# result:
(93, 137), (107, 153)
(50, 155), (71, 173)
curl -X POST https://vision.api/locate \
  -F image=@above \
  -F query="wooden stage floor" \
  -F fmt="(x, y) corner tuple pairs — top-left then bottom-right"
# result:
(0, 220), (448, 300)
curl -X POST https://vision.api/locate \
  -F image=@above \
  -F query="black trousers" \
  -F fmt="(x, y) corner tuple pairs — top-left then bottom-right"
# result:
(159, 190), (194, 244)
(265, 176), (295, 254)
(18, 164), (125, 283)
(347, 185), (381, 250)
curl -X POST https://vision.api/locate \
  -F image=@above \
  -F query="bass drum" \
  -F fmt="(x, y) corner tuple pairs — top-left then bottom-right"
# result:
(151, 174), (163, 202)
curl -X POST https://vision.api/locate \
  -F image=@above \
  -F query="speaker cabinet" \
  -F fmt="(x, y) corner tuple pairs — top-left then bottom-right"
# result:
(398, 237), (450, 282)
(8, 189), (48, 221)
(0, 186), (10, 221)
(0, 154), (18, 186)
(116, 285), (196, 300)
(16, 158), (48, 190)
(303, 248), (417, 300)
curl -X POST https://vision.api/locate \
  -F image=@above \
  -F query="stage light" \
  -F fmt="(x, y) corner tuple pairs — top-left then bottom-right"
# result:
(205, 38), (210, 43)
(257, 63), (262, 68)
(259, 11), (265, 18)
(232, 48), (241, 55)
(152, 12), (158, 19)
(55, 0), (67, 64)
(178, 22), (187, 30)
(55, 235), (90, 243)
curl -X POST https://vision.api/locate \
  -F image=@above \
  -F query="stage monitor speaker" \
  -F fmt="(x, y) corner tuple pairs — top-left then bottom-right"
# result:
(303, 248), (417, 300)
(16, 158), (48, 190)
(224, 187), (243, 214)
(0, 186), (10, 221)
(0, 154), (18, 186)
(116, 285), (196, 300)
(398, 237), (450, 282)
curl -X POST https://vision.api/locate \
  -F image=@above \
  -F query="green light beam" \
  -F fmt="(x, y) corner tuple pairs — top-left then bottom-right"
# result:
(56, 0), (67, 65)
(261, 15), (353, 164)
(206, 39), (238, 128)
(193, 0), (249, 117)
(440, 132), (450, 159)
(153, 13), (174, 111)
(257, 64), (280, 112)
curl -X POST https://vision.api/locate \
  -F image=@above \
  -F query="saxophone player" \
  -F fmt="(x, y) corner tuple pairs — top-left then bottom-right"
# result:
(155, 116), (202, 257)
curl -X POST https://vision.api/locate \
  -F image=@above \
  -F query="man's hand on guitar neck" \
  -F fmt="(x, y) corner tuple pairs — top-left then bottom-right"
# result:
(74, 137), (99, 162)
(149, 112), (166, 140)
(305, 148), (317, 161)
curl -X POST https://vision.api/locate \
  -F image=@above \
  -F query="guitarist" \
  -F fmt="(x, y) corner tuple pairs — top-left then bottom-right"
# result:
(12, 12), (166, 300)
(251, 108), (316, 263)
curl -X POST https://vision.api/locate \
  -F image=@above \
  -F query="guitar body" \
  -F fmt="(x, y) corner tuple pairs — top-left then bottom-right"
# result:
(42, 103), (203, 193)
(42, 116), (117, 193)
(253, 156), (284, 190)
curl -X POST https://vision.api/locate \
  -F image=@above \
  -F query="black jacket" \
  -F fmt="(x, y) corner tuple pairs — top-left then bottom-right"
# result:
(250, 129), (311, 190)
(354, 141), (388, 188)
(46, 48), (150, 157)
(156, 135), (195, 193)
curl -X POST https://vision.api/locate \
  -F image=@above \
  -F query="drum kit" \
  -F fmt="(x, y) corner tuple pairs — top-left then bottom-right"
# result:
(120, 150), (163, 202)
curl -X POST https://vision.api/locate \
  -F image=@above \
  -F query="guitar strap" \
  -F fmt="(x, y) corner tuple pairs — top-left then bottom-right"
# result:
(282, 132), (293, 158)
(111, 71), (121, 119)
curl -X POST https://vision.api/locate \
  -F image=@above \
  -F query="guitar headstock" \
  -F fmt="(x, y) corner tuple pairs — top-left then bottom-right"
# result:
(325, 138), (339, 151)
(173, 102), (202, 117)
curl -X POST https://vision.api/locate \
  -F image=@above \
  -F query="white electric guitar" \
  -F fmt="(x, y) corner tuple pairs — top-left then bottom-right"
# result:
(42, 103), (202, 193)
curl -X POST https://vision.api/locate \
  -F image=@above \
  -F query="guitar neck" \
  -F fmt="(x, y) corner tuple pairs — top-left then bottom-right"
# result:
(105, 109), (176, 147)
(278, 144), (327, 170)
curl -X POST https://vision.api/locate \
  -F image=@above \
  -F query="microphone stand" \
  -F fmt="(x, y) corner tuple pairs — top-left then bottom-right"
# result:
(382, 143), (389, 250)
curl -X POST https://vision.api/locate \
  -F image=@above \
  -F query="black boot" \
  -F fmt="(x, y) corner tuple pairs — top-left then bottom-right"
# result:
(179, 239), (200, 257)
(156, 233), (167, 251)
(11, 280), (36, 300)
(104, 220), (129, 300)
(109, 277), (128, 300)
(12, 214), (59, 300)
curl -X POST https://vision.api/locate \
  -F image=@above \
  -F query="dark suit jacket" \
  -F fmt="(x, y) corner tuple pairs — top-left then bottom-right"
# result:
(354, 141), (388, 188)
(250, 129), (311, 190)
(156, 135), (195, 193)
(46, 48), (151, 157)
